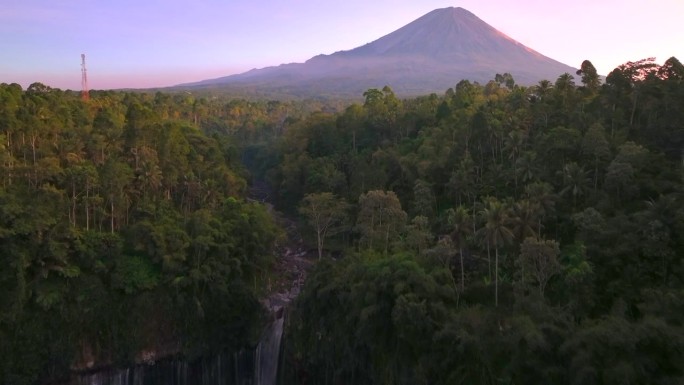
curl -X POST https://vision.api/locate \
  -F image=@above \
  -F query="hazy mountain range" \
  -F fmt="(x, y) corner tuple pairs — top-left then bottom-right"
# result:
(176, 7), (578, 98)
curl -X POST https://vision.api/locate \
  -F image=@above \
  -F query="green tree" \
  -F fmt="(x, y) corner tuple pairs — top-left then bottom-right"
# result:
(524, 182), (556, 237)
(447, 206), (472, 291)
(356, 190), (407, 255)
(404, 215), (432, 253)
(519, 237), (561, 296)
(531, 79), (554, 128)
(658, 56), (684, 80)
(478, 198), (514, 306)
(577, 59), (601, 94)
(515, 151), (538, 186)
(412, 179), (434, 218)
(509, 199), (539, 243)
(605, 160), (635, 202)
(581, 123), (611, 190)
(299, 192), (350, 260)
(559, 162), (591, 209)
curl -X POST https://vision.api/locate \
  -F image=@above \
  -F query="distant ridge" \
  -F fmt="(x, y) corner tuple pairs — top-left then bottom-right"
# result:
(177, 7), (577, 98)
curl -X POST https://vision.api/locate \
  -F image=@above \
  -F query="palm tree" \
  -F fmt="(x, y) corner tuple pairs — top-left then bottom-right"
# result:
(477, 198), (514, 307)
(559, 162), (591, 209)
(554, 73), (578, 123)
(554, 73), (576, 96)
(524, 182), (557, 237)
(533, 79), (553, 101)
(643, 194), (679, 283)
(504, 130), (526, 192)
(531, 80), (553, 128)
(447, 206), (472, 291)
(515, 151), (538, 186)
(509, 199), (539, 243)
(644, 195), (677, 226)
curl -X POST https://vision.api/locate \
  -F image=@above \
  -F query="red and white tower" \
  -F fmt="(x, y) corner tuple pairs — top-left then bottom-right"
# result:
(81, 54), (89, 101)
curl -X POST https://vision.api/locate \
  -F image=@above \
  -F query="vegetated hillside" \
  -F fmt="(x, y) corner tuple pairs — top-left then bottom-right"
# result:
(2, 55), (684, 385)
(0, 85), (288, 385)
(235, 58), (682, 384)
(176, 7), (577, 98)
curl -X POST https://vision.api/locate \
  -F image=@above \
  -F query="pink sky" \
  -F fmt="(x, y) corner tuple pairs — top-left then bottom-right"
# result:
(1, 0), (682, 90)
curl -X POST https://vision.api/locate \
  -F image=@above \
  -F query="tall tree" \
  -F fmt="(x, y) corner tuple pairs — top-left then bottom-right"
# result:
(404, 215), (432, 254)
(559, 162), (591, 209)
(606, 57), (660, 126)
(524, 182), (556, 237)
(577, 59), (601, 94)
(519, 237), (561, 296)
(412, 179), (435, 218)
(581, 123), (611, 190)
(447, 206), (472, 291)
(299, 192), (349, 260)
(509, 199), (539, 244)
(478, 198), (514, 306)
(356, 190), (407, 255)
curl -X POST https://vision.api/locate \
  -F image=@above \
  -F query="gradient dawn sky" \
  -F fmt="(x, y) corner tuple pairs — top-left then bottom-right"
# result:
(2, 0), (682, 90)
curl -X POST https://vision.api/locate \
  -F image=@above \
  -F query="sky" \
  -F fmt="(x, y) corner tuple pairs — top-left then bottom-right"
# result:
(1, 0), (682, 90)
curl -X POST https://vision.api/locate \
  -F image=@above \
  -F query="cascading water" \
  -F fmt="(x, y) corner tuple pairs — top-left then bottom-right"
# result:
(255, 317), (284, 385)
(73, 314), (284, 385)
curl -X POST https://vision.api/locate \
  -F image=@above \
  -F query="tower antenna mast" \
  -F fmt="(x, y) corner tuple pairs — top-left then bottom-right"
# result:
(81, 54), (89, 101)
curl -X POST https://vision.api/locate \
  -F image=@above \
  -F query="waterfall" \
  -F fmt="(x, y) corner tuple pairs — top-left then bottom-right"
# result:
(73, 316), (284, 385)
(255, 317), (284, 385)
(75, 353), (253, 385)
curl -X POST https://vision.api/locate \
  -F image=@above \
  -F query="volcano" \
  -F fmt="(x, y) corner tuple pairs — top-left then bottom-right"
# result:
(179, 7), (577, 98)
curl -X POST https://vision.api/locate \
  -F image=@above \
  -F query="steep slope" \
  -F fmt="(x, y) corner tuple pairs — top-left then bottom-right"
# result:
(342, 7), (547, 61)
(179, 7), (577, 97)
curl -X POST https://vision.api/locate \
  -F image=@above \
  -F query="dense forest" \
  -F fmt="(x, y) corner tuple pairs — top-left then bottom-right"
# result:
(0, 85), (296, 384)
(2, 56), (684, 385)
(262, 58), (684, 384)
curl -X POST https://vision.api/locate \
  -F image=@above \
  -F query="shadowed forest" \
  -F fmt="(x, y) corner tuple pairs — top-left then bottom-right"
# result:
(1, 57), (684, 384)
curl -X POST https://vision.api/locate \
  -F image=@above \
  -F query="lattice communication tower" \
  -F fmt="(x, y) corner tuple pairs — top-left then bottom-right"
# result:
(81, 54), (89, 101)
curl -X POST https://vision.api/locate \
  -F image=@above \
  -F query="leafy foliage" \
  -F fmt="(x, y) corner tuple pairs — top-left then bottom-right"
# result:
(258, 58), (684, 384)
(3, 54), (684, 384)
(0, 85), (281, 384)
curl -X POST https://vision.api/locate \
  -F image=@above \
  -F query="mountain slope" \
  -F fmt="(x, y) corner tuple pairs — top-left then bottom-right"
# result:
(179, 7), (577, 98)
